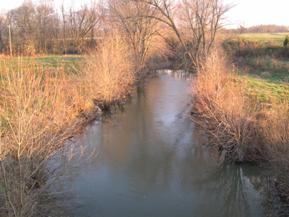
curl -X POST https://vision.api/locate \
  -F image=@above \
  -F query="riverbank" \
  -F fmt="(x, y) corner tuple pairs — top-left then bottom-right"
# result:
(43, 71), (268, 217)
(191, 49), (289, 211)
(0, 32), (157, 216)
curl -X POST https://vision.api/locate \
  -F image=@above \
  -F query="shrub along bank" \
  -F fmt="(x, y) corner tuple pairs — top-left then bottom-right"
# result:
(192, 52), (289, 208)
(0, 32), (138, 217)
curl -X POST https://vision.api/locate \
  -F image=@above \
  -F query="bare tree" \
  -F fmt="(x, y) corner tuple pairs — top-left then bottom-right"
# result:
(108, 0), (161, 69)
(6, 1), (36, 54)
(141, 0), (230, 70)
(0, 1), (103, 55)
(0, 17), (5, 52)
(60, 3), (102, 53)
(35, 2), (58, 53)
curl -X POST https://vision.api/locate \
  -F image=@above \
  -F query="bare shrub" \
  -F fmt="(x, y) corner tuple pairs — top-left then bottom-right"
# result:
(261, 104), (289, 202)
(192, 51), (289, 205)
(0, 31), (137, 216)
(192, 52), (265, 162)
(0, 61), (85, 217)
(83, 32), (135, 104)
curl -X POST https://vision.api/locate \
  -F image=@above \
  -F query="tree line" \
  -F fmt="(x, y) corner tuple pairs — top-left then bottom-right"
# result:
(227, 24), (289, 34)
(0, 1), (103, 55)
(0, 0), (228, 70)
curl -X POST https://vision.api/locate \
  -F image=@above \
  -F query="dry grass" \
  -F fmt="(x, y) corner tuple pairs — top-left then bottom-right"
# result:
(0, 32), (136, 216)
(192, 53), (265, 162)
(192, 51), (289, 204)
(261, 104), (289, 202)
(83, 32), (135, 105)
(0, 61), (86, 216)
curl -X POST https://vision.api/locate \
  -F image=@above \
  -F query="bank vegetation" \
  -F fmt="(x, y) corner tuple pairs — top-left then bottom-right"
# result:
(192, 48), (289, 207)
(3, 0), (288, 216)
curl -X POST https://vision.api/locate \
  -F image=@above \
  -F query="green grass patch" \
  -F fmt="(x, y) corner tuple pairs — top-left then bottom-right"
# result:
(0, 55), (82, 74)
(224, 32), (289, 109)
(237, 32), (289, 44)
(35, 55), (82, 73)
(242, 75), (289, 103)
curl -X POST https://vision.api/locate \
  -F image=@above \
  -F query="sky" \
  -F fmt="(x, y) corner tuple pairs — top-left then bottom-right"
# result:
(0, 0), (289, 28)
(224, 0), (289, 28)
(0, 0), (92, 12)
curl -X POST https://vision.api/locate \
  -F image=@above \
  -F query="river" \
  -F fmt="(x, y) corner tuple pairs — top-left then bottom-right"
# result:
(50, 71), (266, 217)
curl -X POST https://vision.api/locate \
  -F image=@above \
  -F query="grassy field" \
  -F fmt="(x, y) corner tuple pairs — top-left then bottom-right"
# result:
(224, 32), (289, 104)
(237, 32), (289, 44)
(243, 75), (289, 103)
(241, 59), (289, 104)
(0, 55), (82, 74)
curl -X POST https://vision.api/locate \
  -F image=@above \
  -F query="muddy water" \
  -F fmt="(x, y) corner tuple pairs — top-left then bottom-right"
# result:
(53, 71), (265, 217)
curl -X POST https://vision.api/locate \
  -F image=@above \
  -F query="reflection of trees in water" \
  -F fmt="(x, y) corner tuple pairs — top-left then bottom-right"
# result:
(179, 145), (262, 217)
(52, 74), (273, 216)
(115, 78), (176, 189)
(210, 166), (251, 217)
(262, 176), (289, 217)
(96, 75), (266, 217)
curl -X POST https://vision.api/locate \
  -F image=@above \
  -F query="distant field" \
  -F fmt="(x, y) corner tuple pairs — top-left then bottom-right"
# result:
(223, 32), (289, 104)
(236, 32), (289, 44)
(0, 55), (82, 74)
(241, 57), (289, 104)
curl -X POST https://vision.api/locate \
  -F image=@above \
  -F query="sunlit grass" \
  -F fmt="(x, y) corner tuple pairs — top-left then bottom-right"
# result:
(237, 32), (289, 44)
(0, 55), (82, 74)
(242, 75), (289, 103)
(192, 52), (289, 165)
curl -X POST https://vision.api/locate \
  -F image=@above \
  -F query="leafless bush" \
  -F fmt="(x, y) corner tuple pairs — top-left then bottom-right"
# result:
(0, 28), (139, 216)
(0, 61), (85, 217)
(192, 52), (266, 162)
(83, 32), (135, 105)
(192, 51), (289, 205)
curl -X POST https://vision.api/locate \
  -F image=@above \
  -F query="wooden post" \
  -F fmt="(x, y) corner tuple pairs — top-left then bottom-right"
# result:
(8, 24), (12, 56)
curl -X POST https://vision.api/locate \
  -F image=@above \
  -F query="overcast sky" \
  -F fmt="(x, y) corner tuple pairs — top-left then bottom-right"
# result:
(224, 0), (289, 28)
(0, 0), (289, 28)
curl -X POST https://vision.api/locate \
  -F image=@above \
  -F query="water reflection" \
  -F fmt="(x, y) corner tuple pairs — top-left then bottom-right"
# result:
(52, 72), (265, 217)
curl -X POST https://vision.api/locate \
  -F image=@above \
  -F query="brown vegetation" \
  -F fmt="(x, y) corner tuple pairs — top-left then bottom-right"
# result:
(0, 31), (137, 216)
(140, 0), (230, 70)
(192, 52), (289, 203)
(108, 0), (161, 70)
(0, 62), (86, 216)
(192, 53), (265, 162)
(83, 32), (135, 105)
(223, 38), (289, 58)
(261, 104), (289, 202)
(0, 0), (231, 216)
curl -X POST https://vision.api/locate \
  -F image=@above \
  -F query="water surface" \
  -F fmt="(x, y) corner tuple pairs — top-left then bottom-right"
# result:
(53, 72), (265, 217)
